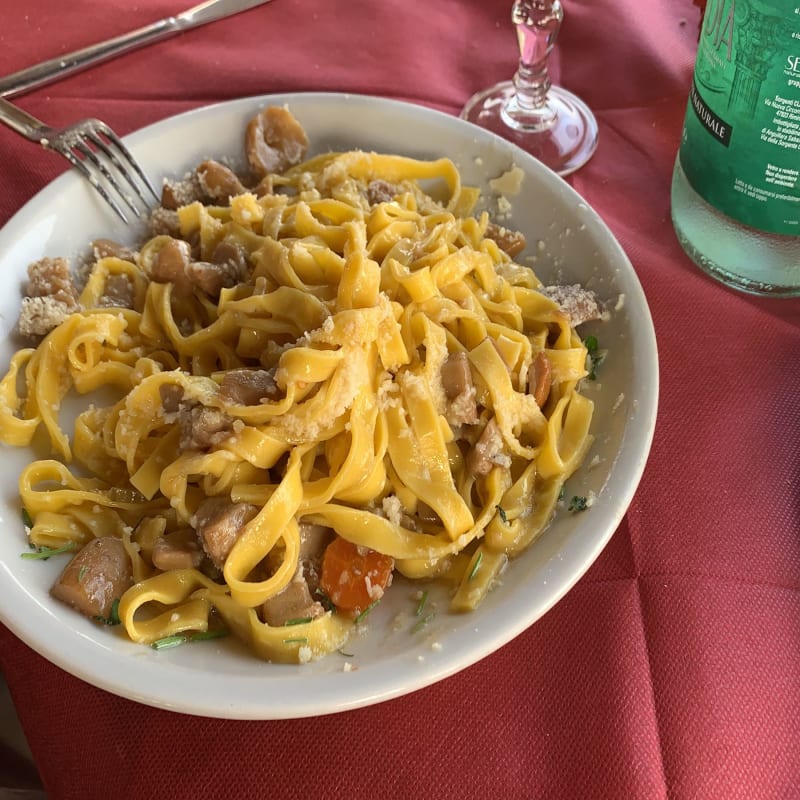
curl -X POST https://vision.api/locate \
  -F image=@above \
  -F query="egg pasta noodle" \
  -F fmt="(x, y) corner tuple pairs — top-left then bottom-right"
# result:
(0, 144), (594, 663)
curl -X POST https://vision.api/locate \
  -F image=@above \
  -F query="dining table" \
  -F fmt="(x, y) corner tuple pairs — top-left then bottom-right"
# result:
(0, 0), (798, 798)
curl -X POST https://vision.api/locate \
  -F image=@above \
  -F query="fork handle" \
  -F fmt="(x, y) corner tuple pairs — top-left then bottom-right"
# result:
(0, 97), (50, 142)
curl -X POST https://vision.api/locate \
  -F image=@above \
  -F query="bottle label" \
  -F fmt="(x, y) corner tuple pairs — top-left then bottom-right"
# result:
(678, 0), (800, 236)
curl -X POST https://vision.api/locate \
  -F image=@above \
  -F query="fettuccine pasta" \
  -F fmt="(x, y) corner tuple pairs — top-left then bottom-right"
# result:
(0, 107), (600, 663)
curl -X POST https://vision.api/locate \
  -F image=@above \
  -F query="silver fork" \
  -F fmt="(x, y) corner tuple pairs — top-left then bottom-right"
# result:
(0, 97), (159, 223)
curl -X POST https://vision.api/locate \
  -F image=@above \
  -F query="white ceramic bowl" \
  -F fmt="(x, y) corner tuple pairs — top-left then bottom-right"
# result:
(0, 93), (658, 719)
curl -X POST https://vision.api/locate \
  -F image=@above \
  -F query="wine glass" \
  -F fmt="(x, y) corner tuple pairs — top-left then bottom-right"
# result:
(461, 0), (598, 176)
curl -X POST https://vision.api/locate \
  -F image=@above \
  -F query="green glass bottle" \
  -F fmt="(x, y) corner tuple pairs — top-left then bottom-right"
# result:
(670, 0), (800, 296)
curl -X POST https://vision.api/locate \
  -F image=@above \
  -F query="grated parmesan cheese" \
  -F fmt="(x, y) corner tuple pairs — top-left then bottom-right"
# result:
(489, 165), (525, 195)
(381, 495), (404, 527)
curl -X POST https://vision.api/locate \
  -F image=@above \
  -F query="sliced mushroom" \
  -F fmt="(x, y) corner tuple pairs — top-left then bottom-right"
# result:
(466, 417), (508, 477)
(196, 159), (246, 204)
(527, 351), (552, 409)
(97, 273), (136, 309)
(179, 404), (236, 451)
(151, 532), (204, 571)
(261, 574), (325, 627)
(219, 368), (281, 406)
(176, 238), (249, 299)
(150, 238), (192, 288)
(366, 179), (398, 205)
(51, 537), (133, 620)
(298, 523), (333, 560)
(184, 260), (242, 299)
(160, 174), (204, 210)
(441, 352), (479, 426)
(416, 501), (441, 525)
(297, 523), (333, 600)
(211, 240), (249, 275)
(245, 106), (309, 177)
(159, 383), (185, 414)
(194, 498), (259, 569)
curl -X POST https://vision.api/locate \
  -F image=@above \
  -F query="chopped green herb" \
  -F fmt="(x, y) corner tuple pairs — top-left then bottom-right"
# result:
(282, 637), (308, 645)
(583, 335), (604, 380)
(78, 565), (87, 583)
(568, 495), (589, 512)
(415, 590), (429, 617)
(20, 542), (75, 560)
(354, 599), (380, 624)
(412, 612), (435, 634)
(468, 551), (483, 582)
(151, 635), (188, 650)
(21, 508), (33, 529)
(558, 485), (566, 502)
(151, 629), (229, 650)
(496, 505), (509, 524)
(338, 648), (355, 658)
(93, 598), (122, 626)
(284, 616), (313, 627)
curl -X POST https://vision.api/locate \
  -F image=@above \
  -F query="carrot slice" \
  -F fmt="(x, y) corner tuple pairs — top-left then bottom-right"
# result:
(320, 536), (394, 616)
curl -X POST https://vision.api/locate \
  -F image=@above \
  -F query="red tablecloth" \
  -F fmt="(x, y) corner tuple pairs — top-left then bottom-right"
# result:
(1, 1), (798, 798)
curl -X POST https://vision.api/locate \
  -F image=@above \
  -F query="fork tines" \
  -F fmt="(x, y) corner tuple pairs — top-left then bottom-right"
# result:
(53, 120), (160, 224)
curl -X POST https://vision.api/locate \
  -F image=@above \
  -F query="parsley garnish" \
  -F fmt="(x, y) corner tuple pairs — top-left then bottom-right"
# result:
(584, 335), (604, 380)
(78, 565), (87, 583)
(282, 637), (308, 645)
(496, 505), (509, 524)
(21, 508), (33, 529)
(354, 599), (380, 624)
(108, 598), (121, 625)
(568, 495), (589, 512)
(412, 590), (435, 631)
(20, 542), (75, 560)
(412, 612), (435, 633)
(94, 598), (122, 626)
(151, 629), (229, 650)
(468, 551), (483, 582)
(284, 616), (313, 626)
(151, 635), (189, 651)
(338, 648), (355, 658)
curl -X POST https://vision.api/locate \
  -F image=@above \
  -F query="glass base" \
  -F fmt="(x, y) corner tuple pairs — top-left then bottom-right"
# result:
(460, 80), (599, 177)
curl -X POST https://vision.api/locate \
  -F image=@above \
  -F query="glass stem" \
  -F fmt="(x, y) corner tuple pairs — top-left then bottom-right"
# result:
(502, 0), (564, 131)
